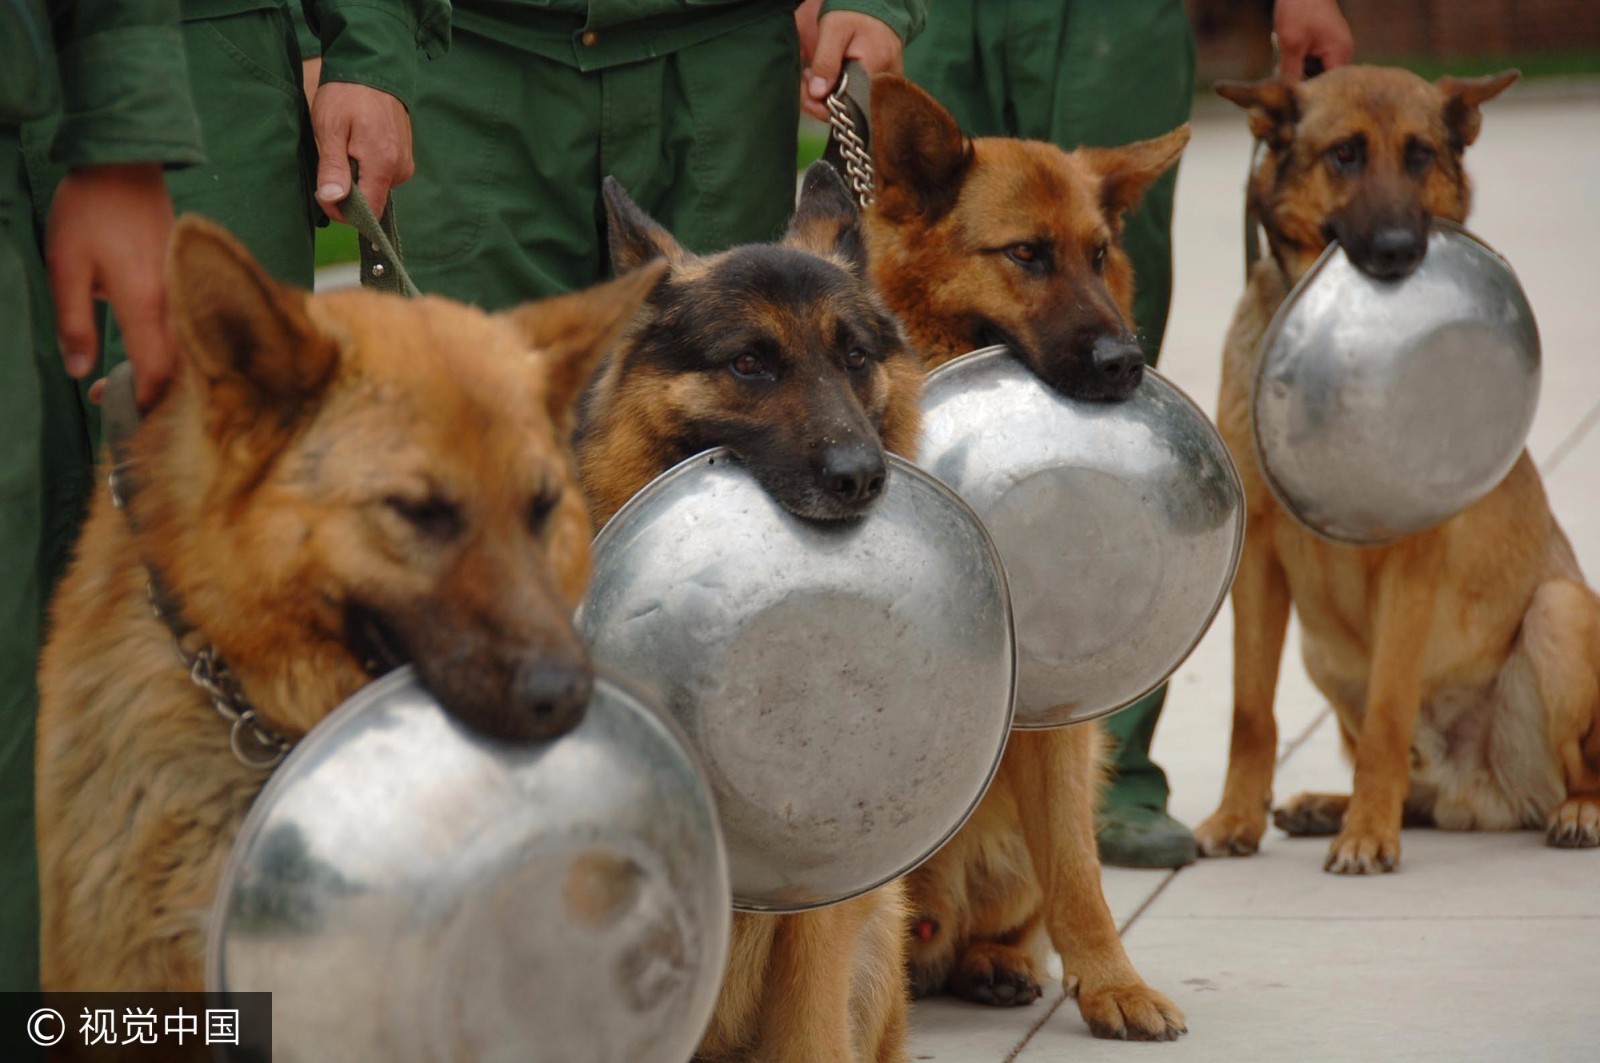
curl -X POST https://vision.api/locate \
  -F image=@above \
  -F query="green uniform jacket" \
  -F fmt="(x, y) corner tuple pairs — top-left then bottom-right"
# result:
(454, 0), (926, 70)
(288, 0), (451, 109)
(2, 0), (204, 166)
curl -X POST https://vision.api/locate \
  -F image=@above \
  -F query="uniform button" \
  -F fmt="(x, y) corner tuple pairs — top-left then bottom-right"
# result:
(580, 30), (599, 46)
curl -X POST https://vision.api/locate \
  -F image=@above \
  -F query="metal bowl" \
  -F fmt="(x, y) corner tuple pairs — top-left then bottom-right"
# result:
(1253, 220), (1541, 544)
(576, 449), (1015, 912)
(208, 667), (729, 1063)
(918, 347), (1243, 728)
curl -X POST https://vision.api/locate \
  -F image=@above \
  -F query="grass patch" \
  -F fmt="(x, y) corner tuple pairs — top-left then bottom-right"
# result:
(1392, 50), (1600, 82)
(314, 221), (361, 267)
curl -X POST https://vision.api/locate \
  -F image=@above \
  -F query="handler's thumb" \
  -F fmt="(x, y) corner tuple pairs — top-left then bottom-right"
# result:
(314, 125), (353, 206)
(808, 21), (849, 103)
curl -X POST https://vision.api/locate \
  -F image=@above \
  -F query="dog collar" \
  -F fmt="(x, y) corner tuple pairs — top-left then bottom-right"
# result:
(102, 363), (293, 771)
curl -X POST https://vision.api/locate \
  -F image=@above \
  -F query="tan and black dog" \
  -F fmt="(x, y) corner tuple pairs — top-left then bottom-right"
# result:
(1193, 65), (1600, 874)
(862, 74), (1190, 1041)
(577, 165), (922, 1062)
(36, 217), (660, 989)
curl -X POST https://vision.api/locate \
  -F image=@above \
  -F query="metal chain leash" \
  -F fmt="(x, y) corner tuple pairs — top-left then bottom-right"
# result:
(145, 578), (292, 770)
(825, 68), (876, 211)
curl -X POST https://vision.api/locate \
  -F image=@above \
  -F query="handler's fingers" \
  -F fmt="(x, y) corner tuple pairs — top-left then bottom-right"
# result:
(107, 274), (175, 410)
(47, 244), (99, 380)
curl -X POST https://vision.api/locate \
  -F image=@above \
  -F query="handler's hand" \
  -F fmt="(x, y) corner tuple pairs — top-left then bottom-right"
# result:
(801, 8), (903, 121)
(46, 163), (177, 410)
(312, 81), (413, 222)
(1274, 0), (1354, 82)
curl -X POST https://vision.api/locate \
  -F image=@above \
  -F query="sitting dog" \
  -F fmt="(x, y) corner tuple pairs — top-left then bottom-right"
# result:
(35, 217), (660, 988)
(860, 74), (1191, 1041)
(577, 165), (922, 1062)
(1191, 65), (1600, 873)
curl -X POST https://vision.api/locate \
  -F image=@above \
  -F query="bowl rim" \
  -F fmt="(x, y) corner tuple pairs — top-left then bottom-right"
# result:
(1249, 218), (1536, 546)
(582, 445), (1020, 911)
(920, 344), (1246, 728)
(205, 664), (731, 990)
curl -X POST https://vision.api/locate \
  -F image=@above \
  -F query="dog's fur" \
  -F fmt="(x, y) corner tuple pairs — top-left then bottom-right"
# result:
(1192, 65), (1600, 873)
(575, 166), (922, 1062)
(862, 75), (1189, 1041)
(35, 218), (660, 989)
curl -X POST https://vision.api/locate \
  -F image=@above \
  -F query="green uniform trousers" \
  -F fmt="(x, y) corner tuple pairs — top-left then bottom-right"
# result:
(1, 130), (44, 993)
(906, 0), (1195, 811)
(394, 5), (802, 308)
(1, 7), (315, 991)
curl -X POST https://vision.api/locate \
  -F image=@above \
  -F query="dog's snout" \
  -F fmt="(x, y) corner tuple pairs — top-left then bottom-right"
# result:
(1365, 226), (1427, 280)
(1089, 336), (1145, 397)
(512, 656), (594, 741)
(820, 441), (887, 507)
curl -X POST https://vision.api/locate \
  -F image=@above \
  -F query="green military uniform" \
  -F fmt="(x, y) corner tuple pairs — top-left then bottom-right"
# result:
(906, 0), (1198, 867)
(2, 0), (206, 992)
(27, 0), (449, 600)
(394, 0), (927, 309)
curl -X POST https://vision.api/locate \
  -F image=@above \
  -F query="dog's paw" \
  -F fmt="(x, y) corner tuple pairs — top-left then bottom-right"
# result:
(948, 941), (1042, 1008)
(1273, 792), (1348, 836)
(1194, 806), (1265, 857)
(1546, 796), (1600, 849)
(1324, 824), (1400, 874)
(1078, 983), (1187, 1042)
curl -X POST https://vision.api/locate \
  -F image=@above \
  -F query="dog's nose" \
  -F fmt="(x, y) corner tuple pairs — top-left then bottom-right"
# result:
(1366, 227), (1426, 279)
(511, 657), (594, 741)
(820, 441), (887, 507)
(1090, 336), (1145, 397)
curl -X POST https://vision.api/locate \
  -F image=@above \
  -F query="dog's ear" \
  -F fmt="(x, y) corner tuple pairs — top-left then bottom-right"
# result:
(1080, 125), (1192, 218)
(785, 162), (867, 276)
(167, 214), (338, 434)
(602, 176), (692, 274)
(503, 260), (667, 435)
(1436, 70), (1518, 151)
(1215, 79), (1298, 150)
(870, 74), (972, 222)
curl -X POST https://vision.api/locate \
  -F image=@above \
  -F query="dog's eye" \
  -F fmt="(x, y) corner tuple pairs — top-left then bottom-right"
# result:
(844, 348), (869, 372)
(1005, 243), (1040, 267)
(1091, 243), (1109, 274)
(386, 494), (463, 542)
(527, 485), (562, 534)
(1405, 140), (1436, 175)
(1326, 138), (1365, 174)
(730, 353), (769, 379)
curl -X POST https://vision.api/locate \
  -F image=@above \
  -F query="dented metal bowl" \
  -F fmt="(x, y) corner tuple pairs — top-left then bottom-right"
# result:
(919, 347), (1244, 728)
(208, 667), (729, 1063)
(577, 449), (1015, 912)
(1253, 219), (1541, 544)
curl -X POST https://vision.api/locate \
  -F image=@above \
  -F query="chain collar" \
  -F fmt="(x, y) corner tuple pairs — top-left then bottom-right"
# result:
(825, 68), (876, 211)
(109, 462), (292, 771)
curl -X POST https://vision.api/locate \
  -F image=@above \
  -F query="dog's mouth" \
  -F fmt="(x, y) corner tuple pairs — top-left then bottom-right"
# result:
(343, 600), (410, 680)
(979, 318), (1143, 404)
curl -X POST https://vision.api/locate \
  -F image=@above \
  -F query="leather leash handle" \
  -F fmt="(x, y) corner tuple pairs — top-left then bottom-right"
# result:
(821, 59), (876, 209)
(341, 179), (420, 298)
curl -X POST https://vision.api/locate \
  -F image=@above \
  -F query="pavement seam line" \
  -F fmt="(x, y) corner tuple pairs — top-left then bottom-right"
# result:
(1276, 704), (1332, 766)
(1542, 396), (1600, 473)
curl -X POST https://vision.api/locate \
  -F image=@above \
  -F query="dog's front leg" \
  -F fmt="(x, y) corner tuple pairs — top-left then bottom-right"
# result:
(1007, 727), (1186, 1041)
(1326, 545), (1441, 874)
(756, 905), (867, 1062)
(1195, 523), (1291, 856)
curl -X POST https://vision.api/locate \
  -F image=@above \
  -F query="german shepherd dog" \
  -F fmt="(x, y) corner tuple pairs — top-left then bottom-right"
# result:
(1194, 65), (1600, 873)
(576, 165), (922, 1062)
(35, 217), (660, 989)
(862, 75), (1190, 1041)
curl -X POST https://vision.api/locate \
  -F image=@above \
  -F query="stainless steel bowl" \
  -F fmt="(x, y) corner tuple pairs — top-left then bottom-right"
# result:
(918, 347), (1243, 728)
(208, 667), (729, 1063)
(577, 449), (1015, 912)
(1253, 220), (1541, 544)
